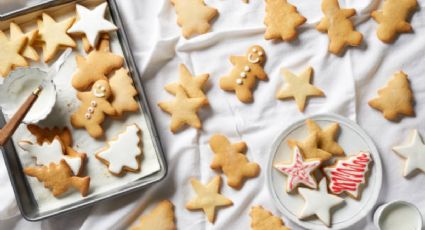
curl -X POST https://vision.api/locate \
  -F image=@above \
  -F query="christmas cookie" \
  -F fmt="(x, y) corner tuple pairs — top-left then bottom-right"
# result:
(368, 71), (414, 121)
(96, 124), (142, 176)
(70, 79), (116, 138)
(274, 146), (321, 192)
(306, 119), (344, 156)
(220, 45), (267, 103)
(250, 206), (290, 230)
(324, 151), (372, 199)
(371, 0), (417, 43)
(158, 86), (207, 133)
(264, 0), (306, 41)
(71, 37), (123, 91)
(298, 178), (345, 227)
(170, 0), (218, 38)
(68, 3), (117, 48)
(37, 13), (76, 62)
(186, 176), (233, 223)
(209, 134), (260, 189)
(10, 22), (39, 61)
(131, 200), (176, 230)
(0, 29), (27, 77)
(276, 66), (324, 112)
(392, 129), (425, 177)
(24, 160), (90, 197)
(164, 64), (209, 104)
(288, 132), (332, 161)
(316, 0), (363, 54)
(110, 68), (139, 116)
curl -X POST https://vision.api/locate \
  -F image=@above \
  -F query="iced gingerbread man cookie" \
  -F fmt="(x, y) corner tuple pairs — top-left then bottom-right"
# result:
(71, 80), (116, 138)
(220, 45), (267, 103)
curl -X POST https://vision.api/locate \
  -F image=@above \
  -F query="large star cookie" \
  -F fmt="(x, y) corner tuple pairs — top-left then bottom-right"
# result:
(0, 30), (27, 77)
(9, 22), (39, 61)
(393, 129), (425, 177)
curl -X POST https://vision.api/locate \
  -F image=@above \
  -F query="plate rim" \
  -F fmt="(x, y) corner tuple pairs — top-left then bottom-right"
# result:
(266, 113), (383, 230)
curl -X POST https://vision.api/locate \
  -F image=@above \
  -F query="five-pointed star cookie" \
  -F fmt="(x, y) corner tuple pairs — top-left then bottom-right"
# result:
(274, 146), (321, 192)
(393, 129), (425, 177)
(298, 178), (345, 227)
(165, 64), (209, 104)
(0, 30), (27, 77)
(276, 66), (324, 112)
(9, 22), (39, 61)
(37, 13), (76, 62)
(250, 206), (290, 230)
(186, 176), (233, 223)
(306, 119), (344, 156)
(158, 86), (207, 133)
(68, 3), (117, 48)
(131, 200), (176, 230)
(288, 131), (332, 161)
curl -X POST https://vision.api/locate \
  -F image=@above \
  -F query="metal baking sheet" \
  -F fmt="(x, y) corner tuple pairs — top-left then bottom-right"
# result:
(0, 0), (167, 221)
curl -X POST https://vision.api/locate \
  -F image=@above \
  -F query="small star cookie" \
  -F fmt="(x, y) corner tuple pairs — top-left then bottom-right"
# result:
(131, 200), (176, 230)
(393, 129), (425, 177)
(0, 29), (27, 77)
(250, 206), (290, 230)
(209, 134), (260, 189)
(9, 22), (39, 61)
(186, 176), (233, 223)
(276, 66), (324, 112)
(288, 132), (332, 161)
(368, 71), (414, 121)
(306, 119), (344, 156)
(158, 86), (207, 133)
(264, 0), (306, 41)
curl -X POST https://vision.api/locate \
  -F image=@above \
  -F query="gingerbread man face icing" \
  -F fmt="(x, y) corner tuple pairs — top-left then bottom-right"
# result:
(246, 45), (266, 65)
(92, 79), (111, 98)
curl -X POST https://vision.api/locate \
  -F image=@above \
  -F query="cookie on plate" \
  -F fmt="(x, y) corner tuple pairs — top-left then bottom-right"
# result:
(305, 119), (344, 156)
(287, 132), (332, 161)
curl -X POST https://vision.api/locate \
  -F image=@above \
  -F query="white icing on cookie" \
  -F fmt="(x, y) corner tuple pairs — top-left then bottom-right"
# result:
(393, 129), (425, 177)
(63, 156), (82, 175)
(67, 3), (117, 47)
(298, 178), (345, 227)
(96, 124), (142, 174)
(236, 79), (243, 85)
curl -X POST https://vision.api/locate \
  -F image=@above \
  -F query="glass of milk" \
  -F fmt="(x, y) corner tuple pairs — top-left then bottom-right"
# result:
(373, 201), (422, 230)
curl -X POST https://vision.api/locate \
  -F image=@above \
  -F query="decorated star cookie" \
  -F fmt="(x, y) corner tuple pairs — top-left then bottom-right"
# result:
(186, 176), (233, 223)
(96, 124), (142, 176)
(220, 45), (267, 103)
(250, 206), (290, 230)
(170, 0), (218, 38)
(131, 200), (176, 230)
(368, 71), (414, 122)
(72, 37), (123, 91)
(19, 137), (84, 176)
(165, 64), (209, 104)
(68, 3), (117, 48)
(209, 134), (260, 189)
(24, 160), (90, 197)
(298, 178), (345, 227)
(316, 0), (363, 54)
(392, 129), (425, 177)
(110, 68), (139, 116)
(0, 30), (27, 77)
(158, 86), (207, 133)
(276, 67), (324, 112)
(324, 151), (372, 199)
(37, 13), (76, 62)
(9, 22), (39, 61)
(274, 146), (321, 192)
(264, 0), (306, 41)
(288, 132), (332, 161)
(371, 0), (417, 43)
(306, 119), (344, 156)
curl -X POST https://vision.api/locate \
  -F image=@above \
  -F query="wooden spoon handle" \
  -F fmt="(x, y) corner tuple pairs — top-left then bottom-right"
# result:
(0, 86), (42, 146)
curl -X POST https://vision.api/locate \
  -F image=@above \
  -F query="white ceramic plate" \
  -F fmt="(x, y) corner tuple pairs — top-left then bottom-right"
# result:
(267, 114), (382, 230)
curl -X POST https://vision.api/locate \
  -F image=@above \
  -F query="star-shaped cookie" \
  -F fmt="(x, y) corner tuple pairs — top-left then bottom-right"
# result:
(0, 30), (27, 77)
(274, 146), (321, 192)
(131, 200), (176, 230)
(37, 13), (76, 62)
(186, 176), (233, 223)
(276, 66), (324, 112)
(165, 64), (209, 104)
(68, 3), (117, 48)
(250, 206), (290, 230)
(158, 86), (207, 133)
(393, 129), (425, 177)
(9, 22), (39, 61)
(288, 132), (332, 161)
(306, 119), (344, 156)
(298, 178), (345, 227)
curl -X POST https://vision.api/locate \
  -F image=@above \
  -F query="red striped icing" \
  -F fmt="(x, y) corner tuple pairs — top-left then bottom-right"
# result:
(327, 152), (371, 195)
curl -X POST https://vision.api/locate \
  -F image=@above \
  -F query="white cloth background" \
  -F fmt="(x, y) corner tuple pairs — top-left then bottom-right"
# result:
(1, 0), (425, 229)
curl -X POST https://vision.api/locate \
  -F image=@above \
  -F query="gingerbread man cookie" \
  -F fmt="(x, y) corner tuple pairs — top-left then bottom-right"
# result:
(220, 45), (267, 103)
(71, 80), (116, 138)
(316, 0), (363, 54)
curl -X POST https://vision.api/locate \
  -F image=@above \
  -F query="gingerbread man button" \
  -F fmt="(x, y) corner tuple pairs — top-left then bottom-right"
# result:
(220, 45), (267, 103)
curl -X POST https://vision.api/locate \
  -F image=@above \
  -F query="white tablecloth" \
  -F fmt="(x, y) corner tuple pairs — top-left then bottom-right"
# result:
(1, 0), (425, 229)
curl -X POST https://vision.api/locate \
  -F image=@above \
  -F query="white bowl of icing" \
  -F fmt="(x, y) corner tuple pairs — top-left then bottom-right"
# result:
(373, 200), (422, 230)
